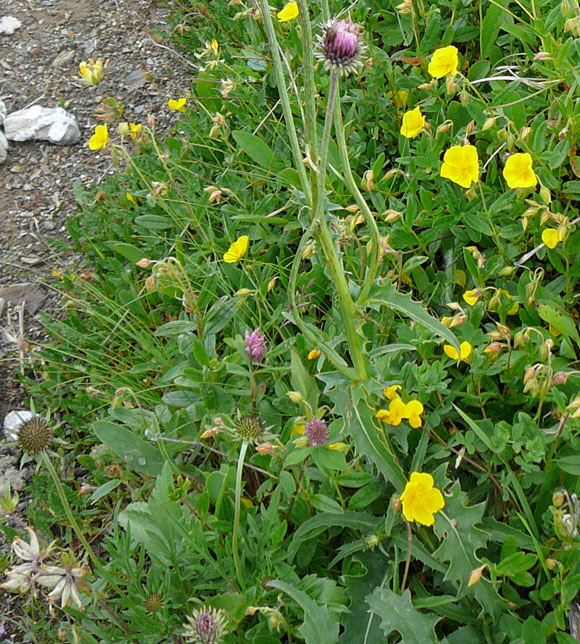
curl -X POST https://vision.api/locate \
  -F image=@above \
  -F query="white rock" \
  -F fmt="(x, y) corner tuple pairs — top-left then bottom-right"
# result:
(4, 105), (81, 145)
(0, 130), (8, 163)
(0, 99), (6, 125)
(3, 410), (33, 441)
(0, 16), (22, 35)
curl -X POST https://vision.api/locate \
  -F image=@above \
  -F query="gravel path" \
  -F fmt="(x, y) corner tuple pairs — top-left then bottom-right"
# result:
(0, 0), (193, 636)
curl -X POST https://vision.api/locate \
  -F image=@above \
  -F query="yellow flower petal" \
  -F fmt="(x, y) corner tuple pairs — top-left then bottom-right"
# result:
(503, 153), (537, 189)
(223, 235), (249, 264)
(400, 472), (445, 526)
(400, 106), (426, 139)
(444, 341), (472, 360)
(542, 228), (560, 250)
(88, 124), (108, 150)
(428, 45), (459, 79)
(308, 349), (322, 360)
(382, 384), (402, 400)
(462, 289), (481, 306)
(168, 98), (187, 111)
(440, 145), (479, 189)
(277, 1), (299, 22)
(328, 442), (349, 453)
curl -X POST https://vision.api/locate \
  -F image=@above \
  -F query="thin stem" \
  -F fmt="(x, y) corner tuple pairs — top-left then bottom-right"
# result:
(401, 520), (413, 592)
(232, 440), (249, 590)
(297, 0), (317, 154)
(257, 0), (312, 204)
(333, 96), (381, 305)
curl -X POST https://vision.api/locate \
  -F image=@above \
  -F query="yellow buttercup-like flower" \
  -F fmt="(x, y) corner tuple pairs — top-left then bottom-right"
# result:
(440, 145), (479, 189)
(428, 45), (459, 78)
(223, 235), (249, 264)
(88, 124), (108, 151)
(503, 153), (537, 189)
(168, 98), (187, 111)
(400, 472), (445, 526)
(443, 341), (472, 361)
(308, 349), (322, 360)
(542, 228), (563, 249)
(376, 396), (407, 426)
(400, 106), (426, 139)
(277, 1), (299, 22)
(463, 289), (481, 306)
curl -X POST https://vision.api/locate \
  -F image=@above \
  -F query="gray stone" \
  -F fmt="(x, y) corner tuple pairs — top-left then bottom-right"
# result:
(0, 16), (22, 35)
(3, 409), (33, 441)
(4, 105), (81, 145)
(0, 99), (6, 124)
(0, 130), (7, 163)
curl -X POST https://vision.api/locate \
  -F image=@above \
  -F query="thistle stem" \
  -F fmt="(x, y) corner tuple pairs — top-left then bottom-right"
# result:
(232, 440), (249, 589)
(333, 98), (381, 305)
(297, 0), (317, 155)
(257, 0), (312, 205)
(313, 71), (369, 380)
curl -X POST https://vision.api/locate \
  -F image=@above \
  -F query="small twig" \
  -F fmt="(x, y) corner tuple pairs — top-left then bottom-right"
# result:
(145, 33), (199, 70)
(17, 301), (26, 375)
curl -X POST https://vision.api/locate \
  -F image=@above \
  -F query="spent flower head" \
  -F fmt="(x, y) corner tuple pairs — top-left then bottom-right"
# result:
(17, 416), (53, 455)
(316, 17), (366, 76)
(183, 605), (229, 644)
(234, 414), (265, 442)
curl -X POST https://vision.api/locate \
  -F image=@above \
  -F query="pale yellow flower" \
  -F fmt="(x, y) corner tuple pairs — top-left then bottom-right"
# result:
(400, 106), (426, 138)
(78, 58), (108, 85)
(428, 45), (459, 78)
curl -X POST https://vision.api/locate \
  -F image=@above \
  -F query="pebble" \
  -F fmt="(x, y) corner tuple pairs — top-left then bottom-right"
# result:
(4, 105), (81, 145)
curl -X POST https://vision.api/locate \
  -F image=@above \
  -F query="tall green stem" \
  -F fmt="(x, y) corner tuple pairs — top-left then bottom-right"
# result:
(297, 0), (317, 155)
(313, 71), (369, 380)
(258, 0), (312, 205)
(232, 440), (249, 589)
(333, 98), (381, 305)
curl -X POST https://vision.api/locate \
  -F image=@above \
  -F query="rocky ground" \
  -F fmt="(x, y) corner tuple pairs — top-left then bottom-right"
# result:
(0, 0), (194, 637)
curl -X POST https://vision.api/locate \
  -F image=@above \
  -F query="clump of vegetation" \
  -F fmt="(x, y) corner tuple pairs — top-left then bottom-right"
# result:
(4, 0), (580, 641)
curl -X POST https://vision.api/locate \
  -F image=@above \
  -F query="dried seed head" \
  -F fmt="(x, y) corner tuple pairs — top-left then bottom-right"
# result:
(316, 17), (366, 76)
(17, 417), (53, 455)
(234, 414), (265, 442)
(304, 418), (329, 447)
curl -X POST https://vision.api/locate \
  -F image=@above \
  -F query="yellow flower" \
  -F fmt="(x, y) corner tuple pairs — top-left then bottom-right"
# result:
(404, 400), (424, 428)
(382, 384), (402, 400)
(400, 472), (445, 526)
(440, 145), (479, 188)
(277, 1), (299, 22)
(88, 124), (108, 151)
(400, 106), (426, 139)
(542, 228), (563, 249)
(328, 442), (349, 453)
(503, 153), (537, 189)
(428, 45), (459, 78)
(78, 58), (108, 85)
(223, 235), (249, 263)
(443, 340), (472, 361)
(308, 349), (322, 360)
(376, 397), (407, 426)
(462, 289), (481, 306)
(168, 98), (187, 111)
(389, 90), (408, 108)
(126, 192), (137, 206)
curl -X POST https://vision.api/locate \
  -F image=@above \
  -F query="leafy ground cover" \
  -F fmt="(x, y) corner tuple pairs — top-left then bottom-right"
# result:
(3, 0), (580, 641)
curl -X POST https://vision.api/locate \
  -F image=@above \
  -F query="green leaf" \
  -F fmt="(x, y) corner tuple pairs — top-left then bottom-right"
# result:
(290, 349), (319, 413)
(93, 421), (164, 477)
(114, 243), (146, 263)
(368, 281), (460, 352)
(366, 587), (440, 644)
(89, 479), (121, 503)
(537, 302), (580, 348)
(267, 579), (340, 644)
(555, 455), (580, 476)
(232, 130), (281, 172)
(348, 384), (406, 488)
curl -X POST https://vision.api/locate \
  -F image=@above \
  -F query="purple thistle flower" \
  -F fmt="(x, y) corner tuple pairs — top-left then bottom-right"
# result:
(305, 418), (329, 447)
(317, 17), (366, 76)
(183, 606), (228, 644)
(244, 328), (266, 363)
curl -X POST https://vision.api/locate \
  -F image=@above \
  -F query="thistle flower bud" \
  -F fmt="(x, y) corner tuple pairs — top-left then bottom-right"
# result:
(316, 17), (366, 76)
(304, 418), (329, 446)
(234, 415), (265, 442)
(183, 606), (228, 644)
(17, 416), (53, 455)
(145, 592), (164, 613)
